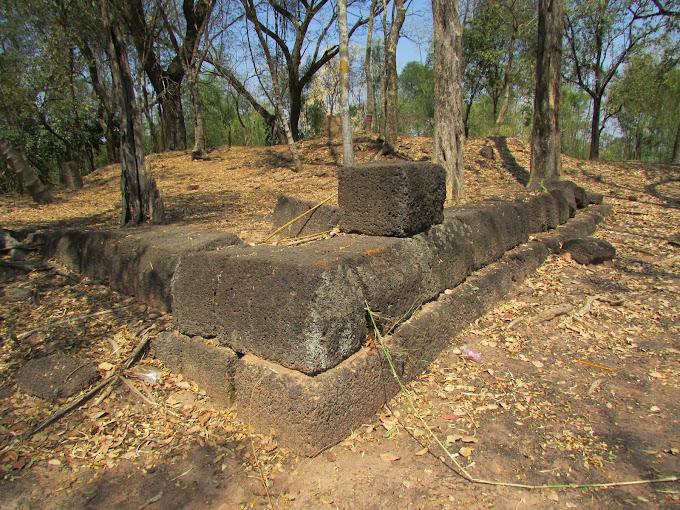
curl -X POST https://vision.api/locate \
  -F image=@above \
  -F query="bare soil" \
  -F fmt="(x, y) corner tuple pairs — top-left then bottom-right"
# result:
(1, 135), (679, 509)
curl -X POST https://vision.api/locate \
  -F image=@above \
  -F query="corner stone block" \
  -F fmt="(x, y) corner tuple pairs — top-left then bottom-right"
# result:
(523, 192), (560, 233)
(152, 331), (238, 406)
(338, 161), (446, 237)
(171, 241), (370, 375)
(555, 181), (588, 209)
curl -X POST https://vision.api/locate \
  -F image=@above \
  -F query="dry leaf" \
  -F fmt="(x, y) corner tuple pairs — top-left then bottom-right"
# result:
(98, 361), (115, 371)
(461, 436), (478, 443)
(532, 360), (544, 369)
(380, 452), (400, 462)
(649, 406), (661, 413)
(459, 446), (473, 457)
(415, 447), (428, 456)
(446, 434), (463, 444)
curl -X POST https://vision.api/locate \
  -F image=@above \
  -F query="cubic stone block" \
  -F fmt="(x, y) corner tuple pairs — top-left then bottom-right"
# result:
(557, 181), (588, 209)
(338, 161), (446, 237)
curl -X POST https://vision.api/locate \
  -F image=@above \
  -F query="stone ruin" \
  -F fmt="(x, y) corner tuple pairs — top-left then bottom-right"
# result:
(42, 161), (611, 455)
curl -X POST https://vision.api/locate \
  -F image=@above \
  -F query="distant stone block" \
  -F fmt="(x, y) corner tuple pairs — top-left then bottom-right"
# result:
(338, 162), (446, 237)
(272, 195), (340, 238)
(563, 238), (616, 265)
(52, 226), (243, 311)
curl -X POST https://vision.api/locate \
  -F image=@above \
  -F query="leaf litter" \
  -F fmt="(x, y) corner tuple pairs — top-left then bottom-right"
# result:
(1, 136), (679, 508)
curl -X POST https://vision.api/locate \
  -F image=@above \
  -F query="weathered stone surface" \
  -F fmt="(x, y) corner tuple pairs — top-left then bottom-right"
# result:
(16, 354), (99, 402)
(0, 228), (21, 252)
(172, 240), (368, 375)
(235, 242), (550, 455)
(51, 226), (242, 311)
(555, 181), (588, 208)
(444, 204), (509, 270)
(172, 233), (476, 374)
(480, 145), (495, 160)
(338, 162), (446, 237)
(272, 195), (340, 238)
(523, 193), (560, 233)
(152, 331), (238, 405)
(587, 191), (604, 204)
(548, 188), (571, 224)
(563, 238), (616, 265)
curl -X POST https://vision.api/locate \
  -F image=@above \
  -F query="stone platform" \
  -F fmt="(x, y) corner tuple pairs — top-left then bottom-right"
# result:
(40, 177), (612, 456)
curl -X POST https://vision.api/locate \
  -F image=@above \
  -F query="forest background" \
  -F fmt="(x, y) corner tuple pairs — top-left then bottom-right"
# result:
(0, 0), (678, 198)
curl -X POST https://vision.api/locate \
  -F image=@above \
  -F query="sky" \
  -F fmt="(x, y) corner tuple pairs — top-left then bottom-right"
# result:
(397, 0), (434, 68)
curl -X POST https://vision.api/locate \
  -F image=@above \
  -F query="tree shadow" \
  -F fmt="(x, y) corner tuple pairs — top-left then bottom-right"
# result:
(490, 136), (530, 186)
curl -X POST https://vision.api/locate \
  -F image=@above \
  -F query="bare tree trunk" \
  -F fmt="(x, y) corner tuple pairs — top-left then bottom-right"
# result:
(491, 2), (518, 137)
(529, 0), (564, 190)
(188, 71), (208, 160)
(141, 77), (162, 154)
(364, 0), (378, 133)
(246, 4), (303, 172)
(588, 95), (602, 160)
(672, 120), (680, 164)
(381, 0), (406, 154)
(0, 135), (53, 204)
(433, 0), (465, 201)
(338, 0), (355, 167)
(101, 0), (164, 226)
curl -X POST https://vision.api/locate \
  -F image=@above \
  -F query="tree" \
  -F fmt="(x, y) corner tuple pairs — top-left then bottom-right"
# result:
(156, 0), (216, 160)
(364, 0), (379, 132)
(379, 0), (406, 154)
(101, 0), (164, 226)
(529, 0), (563, 189)
(609, 53), (680, 161)
(236, 0), (371, 141)
(242, 0), (303, 171)
(122, 0), (213, 151)
(432, 0), (465, 201)
(338, 0), (355, 167)
(399, 60), (435, 136)
(564, 0), (666, 160)
(0, 134), (53, 204)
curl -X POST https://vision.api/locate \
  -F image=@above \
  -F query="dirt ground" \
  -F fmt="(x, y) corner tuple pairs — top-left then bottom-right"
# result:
(1, 135), (679, 509)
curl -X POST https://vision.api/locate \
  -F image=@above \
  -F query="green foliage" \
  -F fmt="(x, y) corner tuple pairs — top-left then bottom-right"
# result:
(606, 53), (679, 162)
(398, 61), (435, 136)
(183, 78), (270, 149)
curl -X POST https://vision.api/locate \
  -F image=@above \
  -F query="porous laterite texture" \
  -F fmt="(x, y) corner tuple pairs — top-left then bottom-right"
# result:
(338, 161), (446, 237)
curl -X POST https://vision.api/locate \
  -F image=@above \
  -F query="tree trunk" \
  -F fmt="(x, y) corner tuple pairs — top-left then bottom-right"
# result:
(491, 9), (518, 137)
(188, 71), (208, 160)
(101, 0), (164, 226)
(248, 10), (303, 172)
(382, 0), (406, 154)
(338, 0), (355, 167)
(433, 0), (465, 201)
(160, 81), (187, 151)
(61, 161), (84, 190)
(529, 0), (564, 190)
(672, 120), (680, 164)
(0, 135), (53, 204)
(364, 0), (378, 133)
(589, 94), (602, 160)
